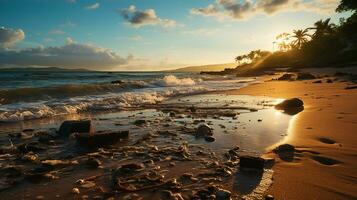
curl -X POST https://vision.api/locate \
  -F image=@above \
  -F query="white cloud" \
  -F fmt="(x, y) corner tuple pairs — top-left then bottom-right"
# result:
(49, 29), (66, 35)
(191, 0), (338, 20)
(0, 37), (133, 70)
(119, 5), (177, 28)
(85, 3), (100, 10)
(0, 27), (25, 48)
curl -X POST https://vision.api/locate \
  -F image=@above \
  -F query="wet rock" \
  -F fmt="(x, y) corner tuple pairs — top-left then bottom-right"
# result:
(75, 130), (129, 148)
(313, 80), (322, 83)
(326, 79), (333, 83)
(345, 85), (357, 90)
(134, 119), (146, 126)
(196, 124), (213, 137)
(216, 188), (232, 200)
(273, 144), (295, 153)
(296, 73), (316, 80)
(58, 120), (91, 137)
(86, 157), (102, 169)
(275, 98), (303, 110)
(0, 165), (22, 177)
(277, 73), (294, 81)
(239, 156), (265, 171)
(204, 136), (215, 142)
(265, 194), (275, 200)
(21, 152), (38, 162)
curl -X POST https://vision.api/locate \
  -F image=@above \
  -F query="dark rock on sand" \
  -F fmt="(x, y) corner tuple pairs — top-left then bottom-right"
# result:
(134, 119), (146, 126)
(265, 194), (275, 200)
(296, 73), (316, 80)
(196, 124), (213, 137)
(114, 163), (145, 175)
(275, 98), (304, 115)
(75, 130), (129, 148)
(277, 73), (294, 81)
(273, 144), (295, 153)
(239, 156), (265, 170)
(216, 188), (232, 200)
(58, 120), (91, 137)
(204, 136), (215, 142)
(326, 79), (333, 83)
(312, 80), (322, 83)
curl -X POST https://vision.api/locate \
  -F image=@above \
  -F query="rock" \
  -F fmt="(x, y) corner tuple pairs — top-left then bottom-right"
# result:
(75, 130), (129, 148)
(277, 73), (294, 81)
(169, 112), (176, 117)
(257, 119), (262, 122)
(86, 157), (102, 168)
(58, 120), (91, 137)
(22, 152), (38, 162)
(273, 144), (295, 153)
(0, 165), (22, 177)
(326, 79), (333, 83)
(134, 119), (146, 126)
(275, 98), (303, 110)
(239, 156), (265, 170)
(204, 136), (215, 142)
(216, 188), (231, 200)
(41, 159), (78, 168)
(111, 80), (124, 84)
(162, 190), (184, 200)
(80, 181), (96, 188)
(312, 80), (322, 83)
(196, 124), (213, 137)
(296, 73), (316, 80)
(72, 187), (80, 194)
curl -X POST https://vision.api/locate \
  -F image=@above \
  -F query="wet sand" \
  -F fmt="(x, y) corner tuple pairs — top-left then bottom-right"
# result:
(224, 75), (357, 199)
(0, 93), (292, 199)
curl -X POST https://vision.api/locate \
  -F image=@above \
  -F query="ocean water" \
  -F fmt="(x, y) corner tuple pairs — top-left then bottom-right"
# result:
(0, 70), (255, 122)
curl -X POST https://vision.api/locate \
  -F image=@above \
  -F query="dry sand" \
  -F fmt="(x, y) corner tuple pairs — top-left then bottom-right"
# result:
(224, 77), (357, 199)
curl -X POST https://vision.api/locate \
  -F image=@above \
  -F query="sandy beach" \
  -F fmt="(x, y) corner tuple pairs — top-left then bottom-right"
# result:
(224, 74), (357, 199)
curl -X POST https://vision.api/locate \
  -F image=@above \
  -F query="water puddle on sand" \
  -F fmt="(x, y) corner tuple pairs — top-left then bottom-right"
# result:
(0, 94), (296, 199)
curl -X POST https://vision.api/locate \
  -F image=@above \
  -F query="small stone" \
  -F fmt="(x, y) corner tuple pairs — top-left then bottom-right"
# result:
(257, 119), (262, 122)
(72, 187), (80, 194)
(265, 194), (274, 200)
(275, 98), (303, 110)
(58, 120), (91, 137)
(273, 144), (295, 153)
(134, 119), (146, 126)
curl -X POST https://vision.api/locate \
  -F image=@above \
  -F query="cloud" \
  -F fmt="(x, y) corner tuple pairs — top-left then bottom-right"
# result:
(119, 5), (177, 28)
(0, 37), (132, 70)
(0, 27), (25, 48)
(129, 35), (143, 41)
(85, 3), (100, 10)
(49, 29), (66, 35)
(191, 0), (337, 20)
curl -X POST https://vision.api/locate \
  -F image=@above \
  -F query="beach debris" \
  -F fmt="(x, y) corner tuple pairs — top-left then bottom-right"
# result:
(277, 73), (294, 81)
(58, 120), (91, 137)
(75, 130), (129, 148)
(296, 73), (316, 80)
(204, 136), (215, 142)
(239, 156), (265, 171)
(196, 124), (213, 137)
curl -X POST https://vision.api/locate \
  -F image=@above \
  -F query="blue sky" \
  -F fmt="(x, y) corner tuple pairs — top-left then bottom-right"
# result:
(0, 0), (349, 70)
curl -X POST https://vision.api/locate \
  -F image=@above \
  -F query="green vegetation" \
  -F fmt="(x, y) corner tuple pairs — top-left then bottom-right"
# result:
(211, 0), (357, 76)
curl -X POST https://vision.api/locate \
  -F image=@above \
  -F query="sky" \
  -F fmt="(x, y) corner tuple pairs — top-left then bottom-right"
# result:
(0, 0), (349, 71)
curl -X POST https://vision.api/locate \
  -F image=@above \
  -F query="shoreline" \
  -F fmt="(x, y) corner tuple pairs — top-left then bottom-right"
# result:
(224, 74), (357, 199)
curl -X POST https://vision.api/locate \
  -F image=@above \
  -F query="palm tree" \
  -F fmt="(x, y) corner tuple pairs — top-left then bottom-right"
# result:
(310, 18), (335, 39)
(291, 29), (310, 49)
